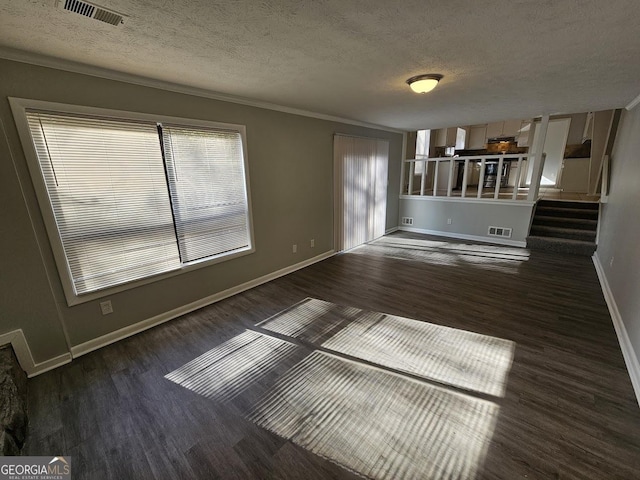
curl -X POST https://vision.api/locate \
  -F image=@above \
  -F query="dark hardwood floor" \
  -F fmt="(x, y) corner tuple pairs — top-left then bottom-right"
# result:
(24, 232), (640, 479)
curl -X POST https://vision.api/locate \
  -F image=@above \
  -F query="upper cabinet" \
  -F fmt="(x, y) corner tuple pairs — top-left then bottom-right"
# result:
(517, 120), (533, 147)
(486, 119), (522, 139)
(503, 119), (522, 137)
(434, 127), (458, 147)
(485, 122), (503, 139)
(468, 125), (487, 149)
(426, 118), (535, 152)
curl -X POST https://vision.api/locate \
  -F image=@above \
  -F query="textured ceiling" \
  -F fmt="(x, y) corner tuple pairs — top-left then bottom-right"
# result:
(1, 0), (639, 130)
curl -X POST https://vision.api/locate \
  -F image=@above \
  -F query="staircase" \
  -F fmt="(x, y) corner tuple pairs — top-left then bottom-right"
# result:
(526, 199), (599, 256)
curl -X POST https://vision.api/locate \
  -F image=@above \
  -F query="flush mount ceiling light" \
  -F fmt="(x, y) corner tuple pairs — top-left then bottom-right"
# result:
(406, 74), (443, 94)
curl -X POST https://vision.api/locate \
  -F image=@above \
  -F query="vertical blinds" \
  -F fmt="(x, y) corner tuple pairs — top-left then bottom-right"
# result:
(334, 135), (389, 251)
(162, 125), (250, 262)
(25, 110), (251, 297)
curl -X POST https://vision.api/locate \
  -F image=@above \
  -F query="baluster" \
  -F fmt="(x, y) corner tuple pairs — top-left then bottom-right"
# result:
(461, 159), (469, 198)
(478, 159), (486, 198)
(512, 156), (524, 200)
(433, 161), (439, 196)
(494, 157), (504, 199)
(408, 161), (414, 195)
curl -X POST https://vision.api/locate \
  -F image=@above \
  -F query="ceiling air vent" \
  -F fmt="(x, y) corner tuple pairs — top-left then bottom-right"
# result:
(57, 0), (127, 25)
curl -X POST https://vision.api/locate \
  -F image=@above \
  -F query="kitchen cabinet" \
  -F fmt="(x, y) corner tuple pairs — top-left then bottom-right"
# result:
(486, 122), (503, 139)
(435, 127), (458, 147)
(517, 120), (533, 147)
(468, 125), (487, 149)
(503, 119), (522, 137)
(486, 119), (523, 139)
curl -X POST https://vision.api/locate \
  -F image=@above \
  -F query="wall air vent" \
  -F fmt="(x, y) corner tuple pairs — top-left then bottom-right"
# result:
(57, 0), (127, 25)
(488, 226), (513, 238)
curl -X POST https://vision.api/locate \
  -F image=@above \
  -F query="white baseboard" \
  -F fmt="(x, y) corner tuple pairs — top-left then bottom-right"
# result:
(385, 226), (399, 235)
(0, 329), (72, 378)
(593, 253), (640, 407)
(398, 226), (527, 248)
(71, 250), (335, 358)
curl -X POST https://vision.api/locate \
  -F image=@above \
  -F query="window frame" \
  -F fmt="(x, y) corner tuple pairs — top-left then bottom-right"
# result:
(10, 97), (255, 306)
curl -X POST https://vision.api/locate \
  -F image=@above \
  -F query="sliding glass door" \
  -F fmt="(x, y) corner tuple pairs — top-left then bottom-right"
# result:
(334, 135), (389, 251)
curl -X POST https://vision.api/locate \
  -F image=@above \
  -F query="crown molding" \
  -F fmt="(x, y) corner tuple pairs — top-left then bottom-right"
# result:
(0, 47), (403, 134)
(626, 91), (640, 111)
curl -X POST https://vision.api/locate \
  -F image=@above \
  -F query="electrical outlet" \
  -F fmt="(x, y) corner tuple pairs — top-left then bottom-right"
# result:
(447, 218), (452, 225)
(100, 300), (113, 315)
(610, 256), (614, 267)
(310, 239), (315, 248)
(292, 244), (297, 253)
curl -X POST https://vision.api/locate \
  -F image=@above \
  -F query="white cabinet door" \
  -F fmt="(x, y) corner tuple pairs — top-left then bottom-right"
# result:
(517, 120), (533, 146)
(435, 128), (457, 147)
(435, 128), (447, 147)
(486, 119), (523, 139)
(446, 128), (457, 147)
(503, 119), (522, 137)
(468, 125), (487, 149)
(486, 122), (503, 138)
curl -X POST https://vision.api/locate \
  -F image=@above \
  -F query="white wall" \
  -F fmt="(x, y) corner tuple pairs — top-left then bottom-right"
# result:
(595, 105), (640, 400)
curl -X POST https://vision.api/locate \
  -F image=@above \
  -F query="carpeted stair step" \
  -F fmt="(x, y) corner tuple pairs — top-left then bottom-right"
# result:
(529, 225), (596, 242)
(526, 236), (596, 256)
(535, 206), (599, 220)
(532, 215), (598, 231)
(537, 200), (599, 210)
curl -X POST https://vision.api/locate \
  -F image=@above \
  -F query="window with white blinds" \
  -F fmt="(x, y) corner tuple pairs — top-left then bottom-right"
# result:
(162, 125), (250, 262)
(20, 106), (252, 303)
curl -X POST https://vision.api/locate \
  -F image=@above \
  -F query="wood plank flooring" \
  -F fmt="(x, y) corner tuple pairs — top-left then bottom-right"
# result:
(24, 232), (640, 479)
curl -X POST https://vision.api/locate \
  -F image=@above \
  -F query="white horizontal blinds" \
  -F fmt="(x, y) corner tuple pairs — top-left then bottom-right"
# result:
(161, 124), (250, 263)
(25, 111), (181, 295)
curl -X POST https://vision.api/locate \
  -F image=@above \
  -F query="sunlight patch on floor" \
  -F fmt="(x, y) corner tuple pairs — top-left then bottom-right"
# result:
(249, 351), (499, 480)
(259, 298), (515, 397)
(167, 299), (516, 479)
(372, 235), (529, 258)
(350, 235), (530, 274)
(257, 299), (360, 344)
(165, 330), (299, 402)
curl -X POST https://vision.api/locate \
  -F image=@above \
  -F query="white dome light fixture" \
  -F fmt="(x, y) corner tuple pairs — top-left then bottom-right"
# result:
(406, 74), (443, 94)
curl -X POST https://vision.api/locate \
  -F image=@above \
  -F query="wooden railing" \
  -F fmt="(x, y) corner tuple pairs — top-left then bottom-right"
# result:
(403, 154), (534, 201)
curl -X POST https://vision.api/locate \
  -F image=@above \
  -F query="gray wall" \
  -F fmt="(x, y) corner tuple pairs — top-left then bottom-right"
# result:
(399, 198), (534, 245)
(0, 59), (403, 363)
(596, 105), (640, 371)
